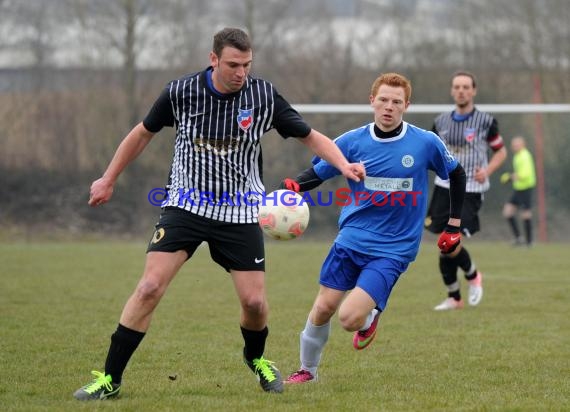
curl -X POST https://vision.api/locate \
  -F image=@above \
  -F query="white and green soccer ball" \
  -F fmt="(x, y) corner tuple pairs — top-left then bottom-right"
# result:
(258, 190), (310, 240)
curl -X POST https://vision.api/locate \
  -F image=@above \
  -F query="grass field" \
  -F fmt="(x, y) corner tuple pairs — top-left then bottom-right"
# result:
(1, 240), (569, 411)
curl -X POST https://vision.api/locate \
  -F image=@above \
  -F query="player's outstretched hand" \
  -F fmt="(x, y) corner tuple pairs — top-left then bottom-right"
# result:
(340, 162), (366, 183)
(437, 226), (461, 254)
(279, 178), (300, 193)
(88, 177), (114, 207)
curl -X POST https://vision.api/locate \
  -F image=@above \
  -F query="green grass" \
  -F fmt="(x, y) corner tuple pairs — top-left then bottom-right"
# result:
(1, 240), (569, 411)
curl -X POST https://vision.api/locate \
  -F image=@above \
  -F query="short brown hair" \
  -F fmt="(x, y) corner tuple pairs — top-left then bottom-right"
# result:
(213, 27), (252, 56)
(451, 70), (477, 88)
(370, 73), (412, 102)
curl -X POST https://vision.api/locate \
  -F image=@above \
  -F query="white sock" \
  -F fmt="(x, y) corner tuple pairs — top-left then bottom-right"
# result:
(299, 317), (330, 376)
(359, 308), (379, 331)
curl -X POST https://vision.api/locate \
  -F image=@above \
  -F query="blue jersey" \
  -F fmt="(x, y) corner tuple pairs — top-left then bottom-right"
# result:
(314, 122), (458, 263)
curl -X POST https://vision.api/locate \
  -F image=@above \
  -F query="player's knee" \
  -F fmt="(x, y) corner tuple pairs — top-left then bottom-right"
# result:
(241, 295), (266, 316)
(135, 280), (164, 302)
(503, 203), (515, 218)
(337, 309), (364, 332)
(311, 300), (337, 323)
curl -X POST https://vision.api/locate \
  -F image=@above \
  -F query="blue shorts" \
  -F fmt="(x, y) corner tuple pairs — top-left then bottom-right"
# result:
(320, 243), (408, 311)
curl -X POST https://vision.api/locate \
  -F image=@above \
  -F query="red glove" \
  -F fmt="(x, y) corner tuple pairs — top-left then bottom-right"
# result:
(280, 178), (300, 193)
(437, 226), (461, 254)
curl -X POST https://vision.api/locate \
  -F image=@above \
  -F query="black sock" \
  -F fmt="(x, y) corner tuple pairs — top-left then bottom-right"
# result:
(508, 217), (520, 239)
(448, 290), (461, 301)
(104, 323), (145, 384)
(524, 219), (533, 244)
(241, 326), (268, 362)
(439, 255), (460, 300)
(455, 248), (476, 280)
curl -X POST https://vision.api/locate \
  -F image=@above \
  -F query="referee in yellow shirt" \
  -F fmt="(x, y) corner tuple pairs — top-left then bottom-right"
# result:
(501, 136), (537, 246)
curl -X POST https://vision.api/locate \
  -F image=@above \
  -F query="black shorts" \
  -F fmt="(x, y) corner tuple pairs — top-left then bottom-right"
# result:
(425, 185), (483, 236)
(508, 189), (533, 210)
(147, 207), (265, 272)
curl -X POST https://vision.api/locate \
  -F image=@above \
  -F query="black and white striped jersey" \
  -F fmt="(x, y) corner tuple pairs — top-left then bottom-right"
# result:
(143, 67), (311, 223)
(432, 108), (503, 193)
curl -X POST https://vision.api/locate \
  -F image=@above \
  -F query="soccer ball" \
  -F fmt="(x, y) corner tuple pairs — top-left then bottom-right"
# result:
(258, 190), (310, 240)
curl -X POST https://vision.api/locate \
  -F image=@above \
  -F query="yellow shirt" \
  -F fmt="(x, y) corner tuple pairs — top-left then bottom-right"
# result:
(513, 148), (536, 191)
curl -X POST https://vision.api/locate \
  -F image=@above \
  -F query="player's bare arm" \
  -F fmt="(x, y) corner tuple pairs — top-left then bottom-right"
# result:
(88, 123), (155, 206)
(300, 129), (366, 182)
(486, 145), (507, 176)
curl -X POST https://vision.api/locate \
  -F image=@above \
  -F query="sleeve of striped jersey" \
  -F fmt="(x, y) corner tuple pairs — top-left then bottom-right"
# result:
(486, 118), (504, 151)
(142, 87), (175, 133)
(431, 122), (439, 135)
(272, 92), (312, 138)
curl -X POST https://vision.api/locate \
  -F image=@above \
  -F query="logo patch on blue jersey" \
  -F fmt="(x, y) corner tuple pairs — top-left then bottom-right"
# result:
(237, 108), (253, 132)
(464, 128), (476, 142)
(364, 177), (414, 192)
(402, 155), (414, 168)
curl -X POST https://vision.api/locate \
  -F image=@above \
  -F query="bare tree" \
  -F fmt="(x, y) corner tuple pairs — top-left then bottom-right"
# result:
(68, 0), (157, 125)
(0, 0), (70, 87)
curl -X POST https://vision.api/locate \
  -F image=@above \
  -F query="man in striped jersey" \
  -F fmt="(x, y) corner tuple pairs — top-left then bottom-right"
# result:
(425, 70), (507, 311)
(73, 27), (364, 400)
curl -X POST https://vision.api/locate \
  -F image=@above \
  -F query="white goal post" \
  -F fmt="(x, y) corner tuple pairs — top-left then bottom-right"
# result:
(293, 104), (570, 114)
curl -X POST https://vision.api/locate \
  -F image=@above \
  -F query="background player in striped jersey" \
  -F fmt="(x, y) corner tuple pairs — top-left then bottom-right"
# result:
(280, 73), (466, 384)
(425, 70), (507, 311)
(73, 27), (365, 399)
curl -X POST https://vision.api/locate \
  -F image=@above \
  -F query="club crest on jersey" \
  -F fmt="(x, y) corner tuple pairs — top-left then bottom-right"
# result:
(237, 109), (253, 132)
(402, 155), (414, 168)
(464, 128), (476, 142)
